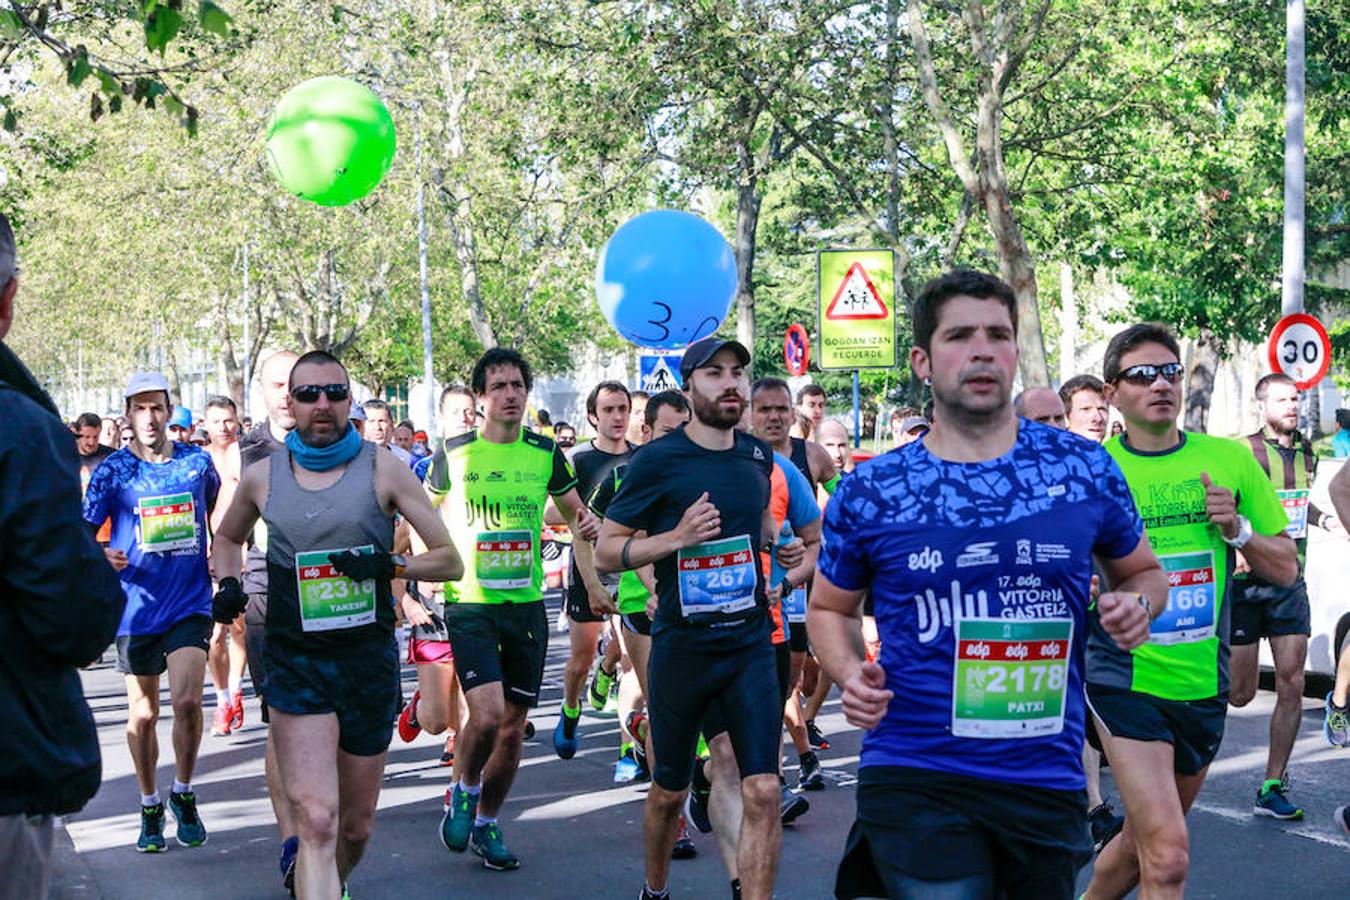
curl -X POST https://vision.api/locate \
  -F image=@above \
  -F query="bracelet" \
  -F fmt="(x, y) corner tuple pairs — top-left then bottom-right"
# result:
(621, 536), (635, 571)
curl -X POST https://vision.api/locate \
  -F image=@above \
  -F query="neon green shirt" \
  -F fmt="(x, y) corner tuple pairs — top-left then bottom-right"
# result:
(1087, 432), (1287, 700)
(425, 428), (577, 605)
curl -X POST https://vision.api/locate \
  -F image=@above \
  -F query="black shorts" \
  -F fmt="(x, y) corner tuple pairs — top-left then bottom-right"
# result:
(1086, 683), (1226, 776)
(836, 766), (1090, 900)
(263, 636), (400, 757)
(447, 601), (548, 708)
(1231, 577), (1311, 645)
(788, 620), (809, 654)
(648, 637), (781, 791)
(244, 593), (270, 722)
(116, 614), (211, 676)
(565, 582), (611, 624)
(621, 610), (652, 637)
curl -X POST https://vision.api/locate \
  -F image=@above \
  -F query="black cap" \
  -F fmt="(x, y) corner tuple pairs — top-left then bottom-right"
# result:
(680, 337), (751, 381)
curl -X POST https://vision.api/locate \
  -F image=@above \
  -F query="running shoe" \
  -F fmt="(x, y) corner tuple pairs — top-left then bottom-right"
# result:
(279, 835), (298, 896)
(1325, 692), (1350, 747)
(229, 690), (245, 730)
(1333, 804), (1350, 836)
(604, 679), (622, 716)
(169, 791), (208, 847)
(554, 706), (580, 760)
(798, 751), (825, 791)
(671, 816), (697, 859)
(210, 704), (232, 737)
(471, 821), (520, 871)
(440, 784), (477, 852)
(137, 802), (167, 853)
(440, 734), (455, 766)
(806, 719), (830, 750)
(1088, 802), (1124, 852)
(615, 748), (642, 783)
(685, 761), (713, 834)
(523, 720), (536, 741)
(589, 664), (615, 712)
(1254, 780), (1303, 820)
(780, 783), (809, 825)
(397, 691), (422, 743)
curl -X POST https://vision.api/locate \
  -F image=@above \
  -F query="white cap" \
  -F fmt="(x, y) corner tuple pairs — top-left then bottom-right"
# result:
(124, 372), (171, 399)
(350, 403), (367, 421)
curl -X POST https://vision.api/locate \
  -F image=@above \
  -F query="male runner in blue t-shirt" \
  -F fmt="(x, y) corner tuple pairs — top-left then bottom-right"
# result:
(809, 271), (1168, 899)
(84, 372), (221, 854)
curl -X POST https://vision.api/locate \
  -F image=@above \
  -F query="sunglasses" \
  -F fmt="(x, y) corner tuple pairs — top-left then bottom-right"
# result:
(291, 383), (351, 403)
(1114, 362), (1185, 386)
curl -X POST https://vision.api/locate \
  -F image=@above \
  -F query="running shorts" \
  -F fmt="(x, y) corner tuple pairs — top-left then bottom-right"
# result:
(565, 581), (614, 625)
(446, 601), (548, 708)
(1086, 683), (1226, 776)
(789, 620), (810, 654)
(244, 593), (269, 722)
(116, 615), (211, 676)
(262, 636), (400, 757)
(621, 610), (652, 637)
(1230, 577), (1311, 645)
(648, 636), (780, 791)
(835, 765), (1089, 900)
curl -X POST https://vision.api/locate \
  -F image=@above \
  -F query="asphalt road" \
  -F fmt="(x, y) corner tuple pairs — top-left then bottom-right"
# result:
(49, 593), (1350, 899)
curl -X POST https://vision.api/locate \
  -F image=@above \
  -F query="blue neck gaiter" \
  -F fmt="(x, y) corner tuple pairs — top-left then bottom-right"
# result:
(285, 423), (363, 472)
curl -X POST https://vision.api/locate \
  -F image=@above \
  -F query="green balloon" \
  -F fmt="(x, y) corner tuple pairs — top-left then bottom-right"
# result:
(265, 76), (396, 207)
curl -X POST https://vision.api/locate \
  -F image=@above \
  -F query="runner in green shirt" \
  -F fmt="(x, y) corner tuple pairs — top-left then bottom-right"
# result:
(429, 347), (598, 872)
(1084, 324), (1297, 900)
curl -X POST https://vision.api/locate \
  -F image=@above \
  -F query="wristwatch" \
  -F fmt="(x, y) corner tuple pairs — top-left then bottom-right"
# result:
(391, 553), (408, 577)
(1221, 515), (1253, 549)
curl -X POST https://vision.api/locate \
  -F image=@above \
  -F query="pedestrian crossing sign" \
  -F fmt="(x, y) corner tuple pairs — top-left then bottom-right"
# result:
(638, 353), (682, 393)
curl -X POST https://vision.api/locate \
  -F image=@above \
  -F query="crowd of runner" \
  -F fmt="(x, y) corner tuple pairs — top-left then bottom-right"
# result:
(7, 202), (1350, 900)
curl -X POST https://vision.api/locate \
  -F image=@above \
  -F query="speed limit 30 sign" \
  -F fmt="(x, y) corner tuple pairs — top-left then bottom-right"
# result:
(1267, 313), (1331, 390)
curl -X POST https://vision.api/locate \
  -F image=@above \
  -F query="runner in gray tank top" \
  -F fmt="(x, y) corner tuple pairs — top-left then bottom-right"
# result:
(211, 350), (463, 900)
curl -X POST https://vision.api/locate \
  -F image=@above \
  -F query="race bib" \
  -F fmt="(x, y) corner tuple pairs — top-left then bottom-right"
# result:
(475, 531), (534, 590)
(952, 617), (1072, 739)
(137, 493), (198, 553)
(1151, 550), (1217, 645)
(782, 585), (808, 624)
(676, 535), (758, 618)
(294, 547), (378, 632)
(1278, 489), (1310, 540)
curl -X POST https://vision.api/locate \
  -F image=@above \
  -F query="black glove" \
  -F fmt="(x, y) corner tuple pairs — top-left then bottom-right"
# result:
(328, 549), (394, 583)
(213, 577), (247, 624)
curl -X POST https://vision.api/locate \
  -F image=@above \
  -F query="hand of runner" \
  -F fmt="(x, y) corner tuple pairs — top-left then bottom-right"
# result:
(775, 537), (805, 570)
(328, 549), (394, 582)
(1234, 549), (1252, 576)
(574, 506), (601, 542)
(1089, 574), (1100, 605)
(399, 594), (433, 627)
(1098, 590), (1151, 651)
(672, 492), (721, 548)
(1200, 472), (1239, 539)
(212, 577), (247, 624)
(841, 660), (893, 730)
(765, 583), (782, 608)
(104, 548), (128, 571)
(587, 585), (618, 616)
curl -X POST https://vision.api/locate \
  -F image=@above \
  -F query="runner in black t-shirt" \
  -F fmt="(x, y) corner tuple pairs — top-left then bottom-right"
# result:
(597, 338), (802, 900)
(553, 381), (636, 760)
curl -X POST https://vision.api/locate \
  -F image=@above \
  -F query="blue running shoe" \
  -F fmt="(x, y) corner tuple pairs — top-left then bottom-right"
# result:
(169, 791), (207, 847)
(471, 821), (520, 871)
(279, 835), (299, 895)
(1254, 779), (1303, 820)
(440, 785), (477, 852)
(137, 803), (167, 853)
(614, 750), (641, 783)
(1325, 693), (1350, 747)
(553, 707), (579, 760)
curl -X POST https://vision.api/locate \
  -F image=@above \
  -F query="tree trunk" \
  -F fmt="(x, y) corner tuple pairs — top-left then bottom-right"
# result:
(733, 152), (761, 354)
(1184, 328), (1222, 432)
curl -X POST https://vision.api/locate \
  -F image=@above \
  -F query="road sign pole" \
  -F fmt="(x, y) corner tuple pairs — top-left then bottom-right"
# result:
(852, 370), (861, 449)
(1282, 0), (1305, 317)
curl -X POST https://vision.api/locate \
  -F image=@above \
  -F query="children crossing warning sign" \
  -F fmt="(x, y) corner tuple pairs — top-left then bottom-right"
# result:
(817, 249), (897, 369)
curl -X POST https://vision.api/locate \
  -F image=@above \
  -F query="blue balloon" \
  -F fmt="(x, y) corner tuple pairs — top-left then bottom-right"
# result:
(595, 209), (738, 349)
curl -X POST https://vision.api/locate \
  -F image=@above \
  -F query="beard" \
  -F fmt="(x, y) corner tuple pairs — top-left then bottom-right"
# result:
(298, 415), (346, 447)
(690, 386), (746, 430)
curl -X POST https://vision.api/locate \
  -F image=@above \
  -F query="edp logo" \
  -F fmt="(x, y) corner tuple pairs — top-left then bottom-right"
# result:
(908, 547), (944, 574)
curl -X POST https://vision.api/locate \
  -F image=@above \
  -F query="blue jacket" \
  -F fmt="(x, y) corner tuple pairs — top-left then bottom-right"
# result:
(0, 341), (125, 815)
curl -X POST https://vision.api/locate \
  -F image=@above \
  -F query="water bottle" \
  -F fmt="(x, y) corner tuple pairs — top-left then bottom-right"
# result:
(771, 520), (794, 587)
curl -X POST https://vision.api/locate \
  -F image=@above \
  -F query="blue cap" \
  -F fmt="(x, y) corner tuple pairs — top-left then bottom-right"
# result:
(169, 407), (193, 429)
